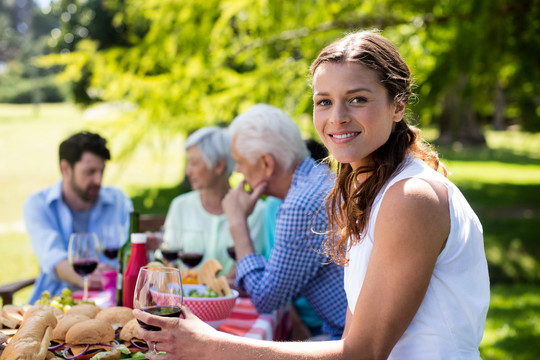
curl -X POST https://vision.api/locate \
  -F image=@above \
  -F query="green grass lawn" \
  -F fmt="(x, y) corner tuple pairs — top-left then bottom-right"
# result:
(1, 103), (539, 359)
(437, 135), (540, 285)
(481, 284), (540, 360)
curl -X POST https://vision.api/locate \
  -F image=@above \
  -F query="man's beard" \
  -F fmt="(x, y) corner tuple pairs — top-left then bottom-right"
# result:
(70, 177), (100, 203)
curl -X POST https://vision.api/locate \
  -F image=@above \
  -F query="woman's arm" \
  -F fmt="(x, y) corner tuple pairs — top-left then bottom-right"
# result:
(342, 307), (353, 339)
(135, 307), (345, 360)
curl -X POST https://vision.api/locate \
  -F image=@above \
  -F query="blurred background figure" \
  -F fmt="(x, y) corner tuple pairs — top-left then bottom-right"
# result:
(159, 126), (268, 279)
(24, 131), (133, 304)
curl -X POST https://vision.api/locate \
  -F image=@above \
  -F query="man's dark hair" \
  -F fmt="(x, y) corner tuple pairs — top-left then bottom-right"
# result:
(59, 131), (111, 167)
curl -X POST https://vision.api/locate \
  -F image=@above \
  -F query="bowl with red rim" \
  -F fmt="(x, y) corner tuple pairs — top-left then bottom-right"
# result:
(182, 285), (239, 328)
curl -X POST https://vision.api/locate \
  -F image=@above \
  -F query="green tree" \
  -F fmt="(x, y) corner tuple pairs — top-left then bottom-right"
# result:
(45, 0), (134, 104)
(395, 0), (540, 142)
(37, 0), (540, 152)
(0, 0), (63, 103)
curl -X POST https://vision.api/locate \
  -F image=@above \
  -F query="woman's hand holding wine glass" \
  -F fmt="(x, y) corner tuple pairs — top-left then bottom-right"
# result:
(68, 233), (100, 302)
(134, 266), (183, 354)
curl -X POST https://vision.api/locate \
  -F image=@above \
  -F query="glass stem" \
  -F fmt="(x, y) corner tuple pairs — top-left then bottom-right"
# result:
(83, 275), (89, 302)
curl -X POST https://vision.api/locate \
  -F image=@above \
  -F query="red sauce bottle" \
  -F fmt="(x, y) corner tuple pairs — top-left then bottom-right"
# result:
(123, 233), (148, 308)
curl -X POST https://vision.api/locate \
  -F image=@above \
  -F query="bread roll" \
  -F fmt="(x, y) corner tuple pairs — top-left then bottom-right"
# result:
(0, 306), (57, 360)
(118, 318), (138, 341)
(0, 305), (24, 329)
(24, 305), (63, 321)
(65, 319), (114, 345)
(95, 307), (133, 330)
(51, 314), (90, 341)
(65, 304), (101, 319)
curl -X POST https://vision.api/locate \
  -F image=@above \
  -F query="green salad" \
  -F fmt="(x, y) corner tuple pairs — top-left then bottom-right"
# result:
(187, 288), (220, 298)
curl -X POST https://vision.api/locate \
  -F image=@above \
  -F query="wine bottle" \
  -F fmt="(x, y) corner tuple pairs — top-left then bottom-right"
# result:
(116, 211), (139, 306)
(123, 233), (148, 308)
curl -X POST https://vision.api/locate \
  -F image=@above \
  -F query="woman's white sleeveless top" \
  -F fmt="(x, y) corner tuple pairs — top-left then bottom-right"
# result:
(344, 157), (490, 359)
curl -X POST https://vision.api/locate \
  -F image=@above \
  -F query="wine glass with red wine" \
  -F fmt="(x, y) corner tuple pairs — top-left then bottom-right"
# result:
(68, 233), (100, 302)
(134, 266), (183, 352)
(100, 224), (124, 265)
(178, 230), (205, 269)
(160, 242), (180, 266)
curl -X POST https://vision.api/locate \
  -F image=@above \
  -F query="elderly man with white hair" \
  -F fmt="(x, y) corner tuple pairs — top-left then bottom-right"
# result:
(161, 126), (268, 277)
(223, 104), (347, 339)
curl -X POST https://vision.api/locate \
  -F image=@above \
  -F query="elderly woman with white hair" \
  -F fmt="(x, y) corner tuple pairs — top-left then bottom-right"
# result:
(161, 126), (268, 276)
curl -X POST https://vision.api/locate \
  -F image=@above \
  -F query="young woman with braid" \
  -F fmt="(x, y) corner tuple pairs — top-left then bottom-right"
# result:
(134, 30), (490, 360)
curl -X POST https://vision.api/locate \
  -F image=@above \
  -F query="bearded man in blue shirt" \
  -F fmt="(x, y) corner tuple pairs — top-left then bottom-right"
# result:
(223, 104), (347, 339)
(24, 131), (133, 304)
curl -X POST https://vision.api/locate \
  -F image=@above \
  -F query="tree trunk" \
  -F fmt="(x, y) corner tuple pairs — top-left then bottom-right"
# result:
(493, 81), (506, 131)
(436, 74), (486, 147)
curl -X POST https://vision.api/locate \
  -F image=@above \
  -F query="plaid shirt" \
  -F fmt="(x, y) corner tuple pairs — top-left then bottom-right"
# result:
(236, 157), (347, 337)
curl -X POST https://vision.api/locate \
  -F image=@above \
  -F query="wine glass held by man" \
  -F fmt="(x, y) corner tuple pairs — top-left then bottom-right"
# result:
(133, 30), (489, 360)
(68, 232), (101, 302)
(23, 131), (134, 304)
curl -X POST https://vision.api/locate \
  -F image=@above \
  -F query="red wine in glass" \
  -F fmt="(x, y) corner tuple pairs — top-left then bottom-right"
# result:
(134, 266), (183, 348)
(68, 233), (100, 302)
(226, 246), (236, 261)
(100, 224), (124, 264)
(161, 249), (179, 262)
(179, 252), (203, 268)
(72, 259), (99, 276)
(137, 305), (182, 331)
(103, 248), (120, 260)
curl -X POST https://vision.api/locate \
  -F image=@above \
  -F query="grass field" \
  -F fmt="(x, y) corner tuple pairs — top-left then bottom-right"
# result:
(1, 103), (539, 359)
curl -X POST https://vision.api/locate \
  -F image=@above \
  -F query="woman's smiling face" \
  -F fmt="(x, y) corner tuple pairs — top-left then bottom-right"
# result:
(312, 62), (405, 170)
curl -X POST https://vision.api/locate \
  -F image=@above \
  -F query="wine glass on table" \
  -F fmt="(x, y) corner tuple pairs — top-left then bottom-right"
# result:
(178, 230), (205, 269)
(160, 243), (180, 266)
(68, 233), (100, 302)
(134, 266), (183, 353)
(100, 224), (124, 265)
(160, 224), (180, 266)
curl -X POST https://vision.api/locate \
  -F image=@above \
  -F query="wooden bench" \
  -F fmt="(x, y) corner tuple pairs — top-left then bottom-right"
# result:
(0, 214), (166, 305)
(139, 214), (166, 232)
(0, 278), (35, 306)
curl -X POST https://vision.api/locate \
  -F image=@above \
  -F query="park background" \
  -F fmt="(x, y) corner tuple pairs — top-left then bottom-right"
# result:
(1, 1), (539, 359)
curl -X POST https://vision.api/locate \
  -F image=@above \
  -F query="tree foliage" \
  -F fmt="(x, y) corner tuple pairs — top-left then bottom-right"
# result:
(37, 0), (540, 152)
(0, 0), (63, 103)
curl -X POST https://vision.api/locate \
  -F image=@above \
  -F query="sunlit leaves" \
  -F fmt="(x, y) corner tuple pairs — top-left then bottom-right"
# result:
(38, 0), (540, 151)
